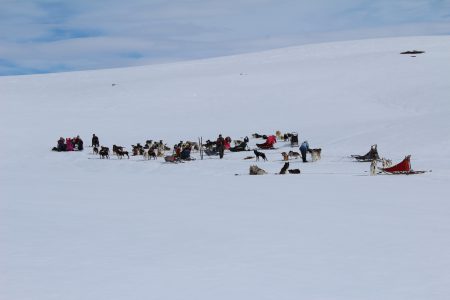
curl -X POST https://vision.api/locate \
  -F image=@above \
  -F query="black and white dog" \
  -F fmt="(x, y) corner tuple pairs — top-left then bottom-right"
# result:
(253, 149), (267, 161)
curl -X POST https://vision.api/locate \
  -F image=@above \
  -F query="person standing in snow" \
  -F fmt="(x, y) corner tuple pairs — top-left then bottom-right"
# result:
(299, 140), (309, 162)
(216, 134), (225, 159)
(91, 134), (99, 147)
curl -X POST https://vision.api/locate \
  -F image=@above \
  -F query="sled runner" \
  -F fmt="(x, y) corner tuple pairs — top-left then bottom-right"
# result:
(378, 155), (428, 175)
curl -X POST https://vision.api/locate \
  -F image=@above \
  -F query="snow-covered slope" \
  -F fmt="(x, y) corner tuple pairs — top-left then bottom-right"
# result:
(1, 36), (450, 300)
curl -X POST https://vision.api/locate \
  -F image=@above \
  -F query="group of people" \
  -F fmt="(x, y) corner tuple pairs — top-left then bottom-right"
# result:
(54, 136), (84, 152)
(53, 134), (101, 152)
(214, 134), (237, 158)
(173, 142), (193, 160)
(53, 132), (312, 163)
(214, 133), (310, 162)
(210, 133), (308, 161)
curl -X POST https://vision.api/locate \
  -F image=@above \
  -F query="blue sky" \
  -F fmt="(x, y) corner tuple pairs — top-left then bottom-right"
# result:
(1, 0), (449, 76)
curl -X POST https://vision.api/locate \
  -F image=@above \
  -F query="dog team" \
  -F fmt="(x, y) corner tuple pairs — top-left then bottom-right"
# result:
(53, 131), (324, 164)
(52, 131), (400, 176)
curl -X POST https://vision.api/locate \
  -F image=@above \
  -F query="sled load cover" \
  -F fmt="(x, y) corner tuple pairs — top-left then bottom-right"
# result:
(257, 135), (276, 149)
(379, 155), (427, 175)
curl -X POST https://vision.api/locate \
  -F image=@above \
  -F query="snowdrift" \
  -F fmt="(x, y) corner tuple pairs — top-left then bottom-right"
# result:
(1, 36), (450, 300)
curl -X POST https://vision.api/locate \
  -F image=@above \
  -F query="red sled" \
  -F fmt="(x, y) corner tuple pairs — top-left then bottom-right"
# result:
(257, 135), (277, 149)
(379, 155), (428, 175)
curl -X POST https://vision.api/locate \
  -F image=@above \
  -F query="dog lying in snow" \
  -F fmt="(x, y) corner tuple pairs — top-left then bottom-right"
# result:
(249, 165), (266, 175)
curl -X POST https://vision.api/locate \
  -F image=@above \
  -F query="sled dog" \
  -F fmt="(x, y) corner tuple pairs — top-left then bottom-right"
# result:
(144, 149), (157, 160)
(99, 146), (109, 159)
(279, 162), (289, 174)
(116, 149), (129, 159)
(381, 158), (392, 168)
(253, 149), (267, 161)
(370, 160), (377, 176)
(249, 165), (267, 175)
(288, 151), (300, 159)
(309, 148), (322, 162)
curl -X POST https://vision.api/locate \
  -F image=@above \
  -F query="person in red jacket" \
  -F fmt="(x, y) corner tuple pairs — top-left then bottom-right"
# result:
(66, 138), (74, 151)
(224, 136), (231, 150)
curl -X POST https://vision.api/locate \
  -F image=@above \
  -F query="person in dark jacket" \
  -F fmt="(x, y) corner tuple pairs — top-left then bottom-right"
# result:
(299, 140), (309, 162)
(57, 137), (66, 152)
(76, 135), (83, 151)
(216, 134), (225, 159)
(180, 147), (191, 160)
(91, 134), (99, 147)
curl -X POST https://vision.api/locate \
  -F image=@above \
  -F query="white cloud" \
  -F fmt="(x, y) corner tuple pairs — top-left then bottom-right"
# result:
(0, 0), (449, 75)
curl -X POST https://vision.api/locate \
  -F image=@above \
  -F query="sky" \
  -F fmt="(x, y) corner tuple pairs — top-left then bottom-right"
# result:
(0, 0), (449, 76)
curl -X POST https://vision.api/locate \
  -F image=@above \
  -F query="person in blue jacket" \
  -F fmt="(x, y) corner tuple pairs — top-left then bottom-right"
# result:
(299, 140), (309, 162)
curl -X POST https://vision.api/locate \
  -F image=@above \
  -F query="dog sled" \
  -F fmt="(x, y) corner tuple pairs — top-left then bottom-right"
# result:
(257, 135), (277, 149)
(204, 148), (219, 156)
(229, 142), (249, 152)
(378, 155), (427, 175)
(351, 144), (380, 161)
(164, 155), (180, 163)
(164, 155), (191, 163)
(290, 132), (299, 147)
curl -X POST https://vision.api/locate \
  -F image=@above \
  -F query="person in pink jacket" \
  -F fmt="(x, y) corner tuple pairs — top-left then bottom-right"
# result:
(224, 136), (231, 150)
(66, 138), (74, 151)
